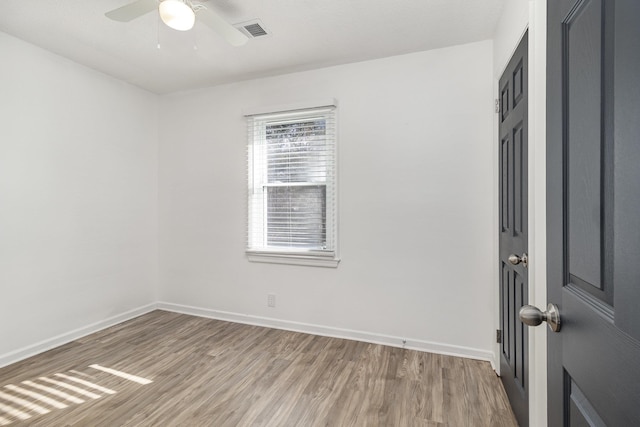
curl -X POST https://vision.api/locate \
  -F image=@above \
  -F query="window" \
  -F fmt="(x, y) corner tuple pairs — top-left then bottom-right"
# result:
(246, 105), (338, 267)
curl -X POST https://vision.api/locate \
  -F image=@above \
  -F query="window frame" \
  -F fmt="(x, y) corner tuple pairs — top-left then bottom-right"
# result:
(245, 101), (339, 268)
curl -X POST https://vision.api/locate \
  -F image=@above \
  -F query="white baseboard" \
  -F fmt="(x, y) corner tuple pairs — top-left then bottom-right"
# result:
(156, 302), (497, 369)
(0, 302), (497, 370)
(0, 303), (157, 369)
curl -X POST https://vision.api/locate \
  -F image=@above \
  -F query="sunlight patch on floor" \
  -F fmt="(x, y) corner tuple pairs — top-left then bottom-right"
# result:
(4, 385), (68, 409)
(0, 400), (31, 421)
(0, 364), (152, 425)
(38, 377), (101, 399)
(22, 381), (84, 404)
(0, 390), (50, 414)
(53, 373), (116, 394)
(89, 364), (153, 385)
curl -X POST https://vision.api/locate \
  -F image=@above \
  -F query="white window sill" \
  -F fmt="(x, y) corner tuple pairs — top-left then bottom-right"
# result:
(247, 252), (340, 268)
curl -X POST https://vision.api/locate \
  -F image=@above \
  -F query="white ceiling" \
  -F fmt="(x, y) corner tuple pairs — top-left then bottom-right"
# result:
(0, 0), (506, 94)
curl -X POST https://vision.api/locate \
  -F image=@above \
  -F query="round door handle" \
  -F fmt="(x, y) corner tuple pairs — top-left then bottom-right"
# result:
(519, 303), (561, 332)
(508, 253), (528, 267)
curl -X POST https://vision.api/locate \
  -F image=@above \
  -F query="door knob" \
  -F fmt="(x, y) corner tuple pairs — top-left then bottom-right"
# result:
(508, 253), (528, 267)
(519, 303), (561, 332)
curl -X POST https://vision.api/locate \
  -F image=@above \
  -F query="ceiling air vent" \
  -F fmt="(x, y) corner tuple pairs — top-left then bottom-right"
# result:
(235, 19), (270, 38)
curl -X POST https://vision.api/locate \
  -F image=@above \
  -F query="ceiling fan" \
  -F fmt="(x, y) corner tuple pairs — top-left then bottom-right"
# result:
(105, 0), (248, 46)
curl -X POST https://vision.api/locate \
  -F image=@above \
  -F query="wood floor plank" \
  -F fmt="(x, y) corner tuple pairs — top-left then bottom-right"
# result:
(0, 311), (517, 426)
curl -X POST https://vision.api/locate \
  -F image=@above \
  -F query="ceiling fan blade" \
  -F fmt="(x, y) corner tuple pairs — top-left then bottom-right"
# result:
(105, 0), (158, 22)
(198, 7), (248, 47)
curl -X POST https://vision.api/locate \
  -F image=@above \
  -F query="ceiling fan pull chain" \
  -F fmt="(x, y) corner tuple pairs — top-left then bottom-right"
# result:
(191, 13), (197, 51)
(157, 13), (161, 49)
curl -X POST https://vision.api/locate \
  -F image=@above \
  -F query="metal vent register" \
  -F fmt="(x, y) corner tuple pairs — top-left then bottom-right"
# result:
(235, 20), (269, 38)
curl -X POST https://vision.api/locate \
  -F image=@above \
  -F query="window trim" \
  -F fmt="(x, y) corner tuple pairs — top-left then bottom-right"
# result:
(245, 100), (339, 268)
(246, 251), (340, 268)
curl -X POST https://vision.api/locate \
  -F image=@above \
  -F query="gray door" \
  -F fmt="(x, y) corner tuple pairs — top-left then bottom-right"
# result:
(499, 31), (528, 427)
(546, 0), (640, 425)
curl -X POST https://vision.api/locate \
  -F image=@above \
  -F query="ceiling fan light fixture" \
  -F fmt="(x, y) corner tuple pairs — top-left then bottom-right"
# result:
(159, 0), (195, 31)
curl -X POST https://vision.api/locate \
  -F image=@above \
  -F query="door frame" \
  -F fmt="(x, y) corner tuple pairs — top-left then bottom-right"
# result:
(493, 1), (548, 426)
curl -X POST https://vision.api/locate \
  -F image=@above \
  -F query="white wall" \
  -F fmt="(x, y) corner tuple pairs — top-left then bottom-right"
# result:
(158, 40), (496, 360)
(493, 0), (530, 79)
(0, 33), (159, 365)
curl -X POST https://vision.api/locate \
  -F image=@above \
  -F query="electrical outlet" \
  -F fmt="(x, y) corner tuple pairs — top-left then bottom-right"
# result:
(267, 294), (276, 308)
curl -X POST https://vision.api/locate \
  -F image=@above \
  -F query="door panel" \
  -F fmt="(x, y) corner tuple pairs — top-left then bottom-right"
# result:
(499, 31), (528, 427)
(547, 0), (640, 425)
(566, 0), (609, 302)
(567, 378), (607, 427)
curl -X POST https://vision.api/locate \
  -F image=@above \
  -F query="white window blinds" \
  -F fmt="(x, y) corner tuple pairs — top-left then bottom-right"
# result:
(247, 106), (337, 262)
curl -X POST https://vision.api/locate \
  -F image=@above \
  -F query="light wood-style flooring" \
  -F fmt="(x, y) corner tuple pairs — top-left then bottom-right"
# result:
(0, 311), (517, 426)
